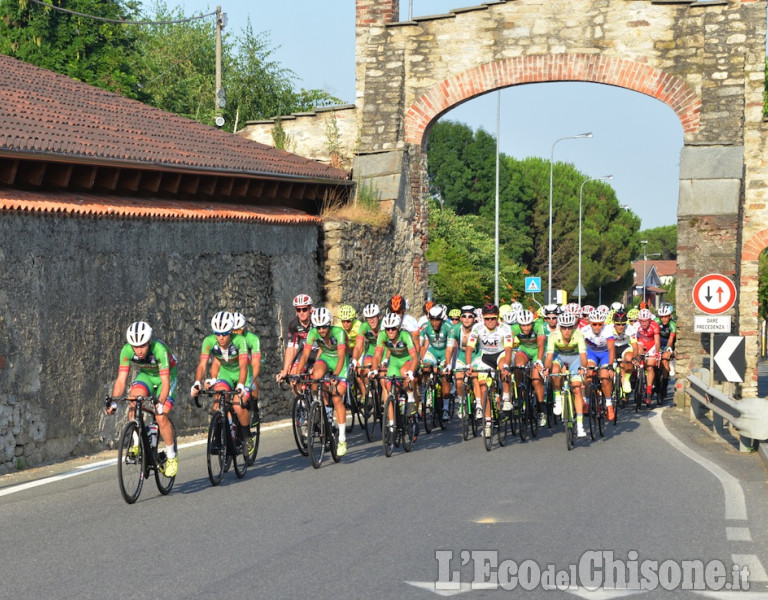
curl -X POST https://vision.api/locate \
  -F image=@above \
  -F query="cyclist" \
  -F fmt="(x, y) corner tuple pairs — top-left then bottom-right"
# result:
(367, 313), (420, 436)
(352, 303), (382, 394)
(635, 308), (661, 406)
(611, 310), (639, 397)
(444, 305), (482, 418)
(417, 300), (435, 333)
(388, 294), (421, 357)
(447, 308), (461, 327)
(232, 311), (261, 404)
(420, 304), (454, 421)
(581, 306), (616, 421)
(544, 312), (589, 438)
(505, 309), (548, 427)
(276, 294), (316, 385)
(294, 307), (350, 457)
(578, 305), (594, 328)
(541, 303), (561, 335)
(336, 304), (362, 349)
(627, 307), (640, 328)
(191, 311), (252, 452)
(107, 321), (179, 477)
(657, 303), (677, 378)
(465, 303), (513, 437)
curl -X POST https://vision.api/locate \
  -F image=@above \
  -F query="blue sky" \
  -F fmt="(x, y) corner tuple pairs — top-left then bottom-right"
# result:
(169, 1), (684, 230)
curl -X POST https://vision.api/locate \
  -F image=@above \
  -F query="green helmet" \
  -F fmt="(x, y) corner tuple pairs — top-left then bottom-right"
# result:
(338, 305), (356, 321)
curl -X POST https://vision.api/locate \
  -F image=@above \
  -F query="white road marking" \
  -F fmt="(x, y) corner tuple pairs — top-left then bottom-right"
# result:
(647, 408), (747, 521)
(0, 420), (291, 497)
(727, 527), (753, 542)
(733, 555), (768, 582)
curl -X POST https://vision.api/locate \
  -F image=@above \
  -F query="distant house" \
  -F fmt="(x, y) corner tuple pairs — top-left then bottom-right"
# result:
(631, 259), (676, 308)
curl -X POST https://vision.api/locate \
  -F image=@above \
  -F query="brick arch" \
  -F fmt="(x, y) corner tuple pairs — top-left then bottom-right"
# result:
(742, 229), (768, 261)
(404, 54), (701, 149)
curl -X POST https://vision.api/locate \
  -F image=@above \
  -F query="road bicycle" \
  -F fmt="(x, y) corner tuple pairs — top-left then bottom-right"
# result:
(419, 364), (443, 433)
(653, 350), (673, 406)
(633, 354), (649, 412)
(361, 375), (382, 442)
(107, 395), (176, 504)
(380, 375), (418, 457)
(307, 374), (341, 469)
(246, 393), (260, 466)
(612, 359), (635, 426)
(286, 374), (313, 456)
(196, 389), (249, 485)
(548, 373), (576, 451)
(584, 365), (610, 439)
(511, 364), (538, 441)
(456, 369), (478, 441)
(476, 368), (510, 451)
(342, 366), (364, 435)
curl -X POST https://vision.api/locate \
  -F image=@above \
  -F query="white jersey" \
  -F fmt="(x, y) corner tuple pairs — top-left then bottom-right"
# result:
(416, 315), (429, 332)
(580, 323), (615, 352)
(612, 323), (637, 347)
(401, 314), (420, 334)
(467, 323), (513, 355)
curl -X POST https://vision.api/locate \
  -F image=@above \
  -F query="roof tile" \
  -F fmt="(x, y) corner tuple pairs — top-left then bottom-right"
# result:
(0, 54), (349, 183)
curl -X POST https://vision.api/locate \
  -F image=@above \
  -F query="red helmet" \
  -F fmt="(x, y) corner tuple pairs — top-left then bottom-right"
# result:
(389, 294), (405, 313)
(293, 294), (313, 308)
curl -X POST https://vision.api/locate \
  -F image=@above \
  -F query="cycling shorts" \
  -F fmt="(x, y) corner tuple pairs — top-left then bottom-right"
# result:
(472, 351), (506, 372)
(422, 347), (446, 367)
(614, 343), (634, 361)
(387, 353), (412, 378)
(552, 353), (583, 384)
(515, 345), (539, 362)
(586, 348), (611, 368)
(130, 367), (178, 410)
(213, 370), (253, 402)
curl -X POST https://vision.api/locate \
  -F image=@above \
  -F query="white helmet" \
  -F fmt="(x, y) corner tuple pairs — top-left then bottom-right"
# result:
(589, 307), (609, 323)
(126, 321), (152, 346)
(581, 304), (594, 317)
(558, 312), (577, 328)
(658, 304), (673, 317)
(610, 302), (624, 312)
(566, 303), (580, 315)
(211, 311), (235, 334)
(292, 294), (313, 307)
(517, 310), (535, 325)
(428, 305), (444, 319)
(232, 312), (246, 330)
(382, 313), (401, 329)
(311, 307), (332, 327)
(638, 308), (654, 321)
(543, 303), (560, 316)
(502, 310), (517, 326)
(362, 303), (380, 318)
(510, 301), (523, 314)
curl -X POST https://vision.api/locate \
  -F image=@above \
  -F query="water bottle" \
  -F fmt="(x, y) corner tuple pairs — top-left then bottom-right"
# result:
(228, 414), (236, 441)
(325, 405), (334, 425)
(146, 422), (158, 448)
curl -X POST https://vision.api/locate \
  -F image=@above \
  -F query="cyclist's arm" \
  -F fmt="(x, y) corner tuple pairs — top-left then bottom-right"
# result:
(353, 334), (365, 362)
(334, 343), (347, 378)
(111, 367), (130, 398)
(406, 346), (419, 374)
(294, 343), (312, 375)
(210, 359), (220, 379)
(665, 333), (676, 352)
(607, 338), (616, 366)
(194, 354), (210, 385)
(157, 370), (171, 406)
(653, 333), (661, 355)
(536, 334), (546, 362)
(250, 352), (261, 379)
(370, 345), (384, 372)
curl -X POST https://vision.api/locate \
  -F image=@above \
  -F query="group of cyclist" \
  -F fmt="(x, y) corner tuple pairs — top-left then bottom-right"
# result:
(108, 290), (676, 473)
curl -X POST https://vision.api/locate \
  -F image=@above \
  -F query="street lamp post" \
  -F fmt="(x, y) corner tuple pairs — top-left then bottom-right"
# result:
(578, 175), (613, 307)
(548, 132), (592, 303)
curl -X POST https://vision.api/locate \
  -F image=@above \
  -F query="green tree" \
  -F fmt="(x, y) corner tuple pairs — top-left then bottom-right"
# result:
(0, 0), (144, 98)
(636, 225), (677, 259)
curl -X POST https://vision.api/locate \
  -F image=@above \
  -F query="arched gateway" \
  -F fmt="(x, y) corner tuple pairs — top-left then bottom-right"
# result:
(353, 0), (768, 397)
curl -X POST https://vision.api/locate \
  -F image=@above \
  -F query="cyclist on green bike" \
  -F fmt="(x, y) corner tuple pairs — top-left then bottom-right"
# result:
(465, 303), (513, 437)
(504, 309), (548, 427)
(581, 306), (616, 421)
(656, 303), (677, 378)
(107, 321), (179, 477)
(610, 310), (638, 397)
(232, 311), (261, 405)
(294, 307), (350, 457)
(420, 304), (454, 421)
(191, 311), (253, 451)
(544, 312), (589, 438)
(351, 303), (382, 392)
(367, 313), (420, 433)
(444, 305), (482, 417)
(541, 304), (561, 335)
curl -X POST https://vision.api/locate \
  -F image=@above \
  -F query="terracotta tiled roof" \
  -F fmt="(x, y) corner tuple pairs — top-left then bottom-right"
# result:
(0, 189), (320, 224)
(0, 54), (349, 183)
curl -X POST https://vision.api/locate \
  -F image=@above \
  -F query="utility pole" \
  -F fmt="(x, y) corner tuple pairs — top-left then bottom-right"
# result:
(214, 6), (227, 127)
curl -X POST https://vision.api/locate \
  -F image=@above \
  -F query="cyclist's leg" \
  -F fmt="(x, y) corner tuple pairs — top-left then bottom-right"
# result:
(498, 352), (512, 409)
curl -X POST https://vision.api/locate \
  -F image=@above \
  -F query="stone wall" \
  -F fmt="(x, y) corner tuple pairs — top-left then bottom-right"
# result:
(0, 213), (321, 473)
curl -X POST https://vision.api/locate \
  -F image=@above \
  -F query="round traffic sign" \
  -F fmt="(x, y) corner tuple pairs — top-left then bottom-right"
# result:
(692, 273), (737, 315)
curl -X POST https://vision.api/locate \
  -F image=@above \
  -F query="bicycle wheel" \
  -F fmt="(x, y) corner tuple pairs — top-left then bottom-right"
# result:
(308, 402), (326, 469)
(497, 405), (509, 447)
(421, 383), (433, 434)
(329, 413), (340, 464)
(344, 386), (355, 435)
(230, 410), (248, 479)
(597, 393), (605, 438)
(529, 390), (539, 439)
(460, 392), (471, 441)
(382, 395), (396, 457)
(247, 402), (260, 466)
(363, 383), (379, 442)
(436, 388), (448, 431)
(118, 421), (145, 504)
(482, 389), (493, 452)
(562, 388), (575, 451)
(207, 412), (226, 486)
(656, 370), (668, 406)
(402, 411), (416, 452)
(518, 387), (528, 442)
(468, 391), (477, 438)
(291, 394), (310, 456)
(635, 368), (645, 412)
(587, 388), (597, 441)
(545, 383), (554, 429)
(154, 418), (176, 495)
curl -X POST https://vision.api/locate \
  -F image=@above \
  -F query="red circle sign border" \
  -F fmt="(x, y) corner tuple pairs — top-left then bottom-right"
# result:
(692, 273), (737, 315)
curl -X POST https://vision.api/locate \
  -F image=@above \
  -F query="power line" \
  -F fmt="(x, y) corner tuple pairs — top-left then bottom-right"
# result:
(28, 0), (216, 26)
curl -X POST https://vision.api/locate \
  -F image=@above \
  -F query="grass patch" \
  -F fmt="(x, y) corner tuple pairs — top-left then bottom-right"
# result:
(320, 179), (390, 227)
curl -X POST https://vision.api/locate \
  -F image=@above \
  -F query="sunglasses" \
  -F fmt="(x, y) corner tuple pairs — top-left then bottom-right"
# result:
(461, 314), (474, 319)
(296, 307), (310, 313)
(484, 316), (498, 321)
(450, 318), (460, 322)
(316, 325), (330, 329)
(214, 330), (232, 336)
(341, 319), (353, 324)
(545, 316), (558, 320)
(384, 327), (398, 332)
(560, 325), (574, 330)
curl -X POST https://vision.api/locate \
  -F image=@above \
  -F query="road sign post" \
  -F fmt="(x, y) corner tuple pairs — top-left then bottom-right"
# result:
(525, 277), (541, 295)
(692, 273), (738, 386)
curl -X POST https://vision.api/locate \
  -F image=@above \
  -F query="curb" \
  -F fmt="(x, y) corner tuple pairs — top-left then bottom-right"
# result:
(758, 441), (768, 472)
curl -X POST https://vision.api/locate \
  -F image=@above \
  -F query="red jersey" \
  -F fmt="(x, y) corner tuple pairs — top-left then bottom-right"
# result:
(635, 320), (660, 351)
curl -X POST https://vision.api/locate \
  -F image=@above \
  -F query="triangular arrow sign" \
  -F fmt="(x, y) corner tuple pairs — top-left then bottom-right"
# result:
(714, 336), (744, 382)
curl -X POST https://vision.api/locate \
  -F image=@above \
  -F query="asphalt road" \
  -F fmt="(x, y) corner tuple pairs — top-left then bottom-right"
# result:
(1, 402), (767, 600)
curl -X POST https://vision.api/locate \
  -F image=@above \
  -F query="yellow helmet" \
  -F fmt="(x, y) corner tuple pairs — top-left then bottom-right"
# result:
(338, 305), (357, 321)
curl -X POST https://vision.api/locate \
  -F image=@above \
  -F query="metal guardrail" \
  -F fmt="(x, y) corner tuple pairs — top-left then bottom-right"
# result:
(687, 368), (768, 452)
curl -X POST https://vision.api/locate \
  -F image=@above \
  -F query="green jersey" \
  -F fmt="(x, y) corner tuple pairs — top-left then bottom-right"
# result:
(200, 333), (248, 375)
(375, 329), (415, 359)
(306, 326), (347, 358)
(420, 320), (453, 351)
(118, 339), (176, 377)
